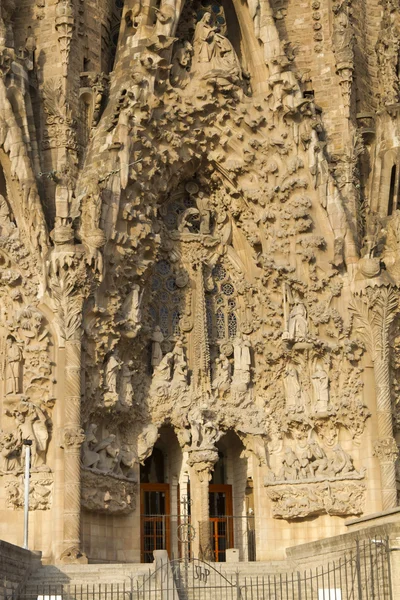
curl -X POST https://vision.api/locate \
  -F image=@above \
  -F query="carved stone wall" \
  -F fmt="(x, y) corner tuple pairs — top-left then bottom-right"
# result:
(0, 0), (399, 564)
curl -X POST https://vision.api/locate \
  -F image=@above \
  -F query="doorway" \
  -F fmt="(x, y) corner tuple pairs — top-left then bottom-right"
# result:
(140, 446), (170, 562)
(209, 484), (233, 562)
(140, 483), (171, 563)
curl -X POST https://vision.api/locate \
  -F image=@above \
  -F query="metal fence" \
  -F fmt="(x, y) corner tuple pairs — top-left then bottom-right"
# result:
(13, 537), (393, 600)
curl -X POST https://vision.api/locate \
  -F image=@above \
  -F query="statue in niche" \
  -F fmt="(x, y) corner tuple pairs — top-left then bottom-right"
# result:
(171, 339), (188, 387)
(196, 192), (211, 234)
(287, 301), (308, 342)
(0, 195), (16, 236)
(332, 4), (354, 66)
(283, 365), (303, 412)
(120, 361), (135, 407)
(330, 444), (356, 476)
(0, 431), (20, 473)
(105, 353), (122, 395)
(311, 365), (329, 413)
(212, 355), (232, 395)
(192, 12), (242, 84)
(5, 337), (22, 396)
(82, 424), (100, 470)
(170, 41), (193, 88)
(121, 284), (144, 338)
(278, 447), (300, 481)
(232, 335), (251, 392)
(151, 326), (164, 368)
(6, 402), (49, 470)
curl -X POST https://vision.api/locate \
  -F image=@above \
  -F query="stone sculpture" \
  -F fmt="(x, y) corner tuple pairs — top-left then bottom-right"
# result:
(311, 366), (329, 413)
(5, 337), (22, 395)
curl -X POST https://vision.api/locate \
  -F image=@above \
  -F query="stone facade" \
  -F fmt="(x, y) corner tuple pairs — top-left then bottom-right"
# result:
(0, 0), (400, 565)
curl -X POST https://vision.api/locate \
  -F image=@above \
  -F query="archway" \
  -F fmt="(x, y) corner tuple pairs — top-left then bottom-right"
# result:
(206, 431), (254, 562)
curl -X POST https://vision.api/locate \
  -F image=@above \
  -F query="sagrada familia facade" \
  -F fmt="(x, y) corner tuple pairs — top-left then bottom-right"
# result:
(0, 0), (400, 566)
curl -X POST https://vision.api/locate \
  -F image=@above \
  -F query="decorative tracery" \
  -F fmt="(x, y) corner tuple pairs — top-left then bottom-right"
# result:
(206, 264), (238, 342)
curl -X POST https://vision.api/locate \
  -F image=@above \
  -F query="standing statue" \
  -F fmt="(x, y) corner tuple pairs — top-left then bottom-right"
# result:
(196, 191), (211, 234)
(151, 326), (164, 368)
(105, 354), (122, 395)
(5, 337), (22, 395)
(287, 301), (308, 341)
(120, 361), (135, 407)
(232, 335), (251, 391)
(283, 365), (303, 412)
(312, 366), (329, 412)
(121, 284), (144, 337)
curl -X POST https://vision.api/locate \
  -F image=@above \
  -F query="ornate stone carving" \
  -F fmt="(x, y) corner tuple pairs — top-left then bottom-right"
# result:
(6, 473), (53, 511)
(266, 481), (365, 519)
(81, 470), (137, 514)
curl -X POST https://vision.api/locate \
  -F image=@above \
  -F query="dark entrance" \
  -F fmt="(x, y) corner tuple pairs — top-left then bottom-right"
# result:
(140, 446), (170, 562)
(209, 483), (234, 562)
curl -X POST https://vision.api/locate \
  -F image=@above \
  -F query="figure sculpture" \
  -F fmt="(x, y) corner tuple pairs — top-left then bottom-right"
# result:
(0, 431), (20, 473)
(105, 354), (122, 395)
(192, 12), (242, 84)
(6, 402), (49, 469)
(330, 444), (356, 476)
(278, 447), (299, 481)
(151, 326), (164, 368)
(287, 301), (308, 341)
(312, 366), (329, 412)
(283, 365), (303, 412)
(82, 424), (100, 469)
(121, 284), (144, 337)
(170, 41), (193, 88)
(212, 355), (232, 394)
(5, 337), (22, 395)
(232, 335), (251, 391)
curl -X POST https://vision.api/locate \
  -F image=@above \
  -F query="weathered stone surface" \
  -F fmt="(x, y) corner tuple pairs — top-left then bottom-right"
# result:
(0, 0), (398, 565)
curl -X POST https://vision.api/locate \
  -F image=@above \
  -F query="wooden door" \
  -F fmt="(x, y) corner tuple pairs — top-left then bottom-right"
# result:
(209, 484), (233, 562)
(140, 483), (170, 563)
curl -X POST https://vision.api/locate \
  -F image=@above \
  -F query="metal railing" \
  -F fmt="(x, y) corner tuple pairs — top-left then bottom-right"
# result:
(13, 537), (393, 600)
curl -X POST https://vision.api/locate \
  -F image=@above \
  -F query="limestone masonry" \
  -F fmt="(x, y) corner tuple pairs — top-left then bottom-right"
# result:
(0, 0), (400, 566)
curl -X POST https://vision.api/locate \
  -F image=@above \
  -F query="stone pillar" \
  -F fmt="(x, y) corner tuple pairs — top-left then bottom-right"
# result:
(389, 537), (400, 600)
(187, 449), (218, 560)
(373, 355), (398, 510)
(59, 330), (87, 563)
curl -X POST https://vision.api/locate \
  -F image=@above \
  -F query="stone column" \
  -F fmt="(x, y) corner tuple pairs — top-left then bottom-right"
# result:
(350, 286), (399, 510)
(59, 327), (87, 563)
(187, 449), (218, 560)
(48, 245), (88, 564)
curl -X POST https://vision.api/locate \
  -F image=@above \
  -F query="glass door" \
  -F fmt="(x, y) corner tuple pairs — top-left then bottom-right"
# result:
(209, 484), (233, 562)
(140, 483), (170, 562)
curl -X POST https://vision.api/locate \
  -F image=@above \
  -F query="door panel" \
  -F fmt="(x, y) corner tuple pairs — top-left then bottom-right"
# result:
(140, 483), (170, 563)
(209, 484), (233, 562)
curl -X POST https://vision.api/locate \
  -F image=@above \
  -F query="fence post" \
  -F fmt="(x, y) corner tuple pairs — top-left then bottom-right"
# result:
(236, 570), (241, 600)
(297, 571), (302, 600)
(356, 540), (363, 600)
